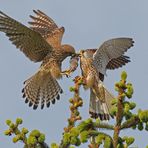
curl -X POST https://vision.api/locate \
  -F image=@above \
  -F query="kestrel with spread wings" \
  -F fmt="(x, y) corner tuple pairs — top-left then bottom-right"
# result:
(0, 10), (75, 109)
(79, 38), (134, 120)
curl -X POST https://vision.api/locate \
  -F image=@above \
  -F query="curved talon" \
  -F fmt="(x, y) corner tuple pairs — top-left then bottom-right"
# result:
(61, 70), (71, 78)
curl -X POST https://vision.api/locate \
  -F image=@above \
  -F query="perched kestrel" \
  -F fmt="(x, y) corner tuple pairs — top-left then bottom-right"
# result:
(79, 38), (134, 120)
(0, 10), (75, 109)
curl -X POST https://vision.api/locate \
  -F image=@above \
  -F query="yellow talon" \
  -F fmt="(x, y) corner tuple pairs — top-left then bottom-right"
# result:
(61, 70), (71, 78)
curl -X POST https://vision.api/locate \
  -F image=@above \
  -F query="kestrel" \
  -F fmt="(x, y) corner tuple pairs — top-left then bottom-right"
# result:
(79, 38), (134, 120)
(0, 10), (75, 109)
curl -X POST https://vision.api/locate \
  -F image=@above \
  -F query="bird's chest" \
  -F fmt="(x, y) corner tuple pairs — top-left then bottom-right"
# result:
(41, 51), (62, 65)
(80, 58), (94, 76)
(80, 57), (100, 84)
(40, 53), (61, 75)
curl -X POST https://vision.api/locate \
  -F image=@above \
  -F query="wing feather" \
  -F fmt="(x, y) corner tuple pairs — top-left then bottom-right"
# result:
(107, 55), (130, 70)
(0, 11), (53, 62)
(29, 10), (65, 48)
(93, 38), (134, 75)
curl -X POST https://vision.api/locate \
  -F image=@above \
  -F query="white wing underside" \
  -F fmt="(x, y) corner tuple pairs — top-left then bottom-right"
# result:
(93, 38), (134, 75)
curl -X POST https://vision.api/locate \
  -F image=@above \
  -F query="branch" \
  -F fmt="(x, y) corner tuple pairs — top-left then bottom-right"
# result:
(113, 71), (129, 148)
(59, 76), (83, 148)
(93, 122), (114, 130)
(121, 116), (140, 130)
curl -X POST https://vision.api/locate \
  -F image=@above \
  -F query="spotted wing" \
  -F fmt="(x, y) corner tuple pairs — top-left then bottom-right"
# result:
(93, 38), (134, 75)
(0, 11), (52, 62)
(29, 10), (65, 48)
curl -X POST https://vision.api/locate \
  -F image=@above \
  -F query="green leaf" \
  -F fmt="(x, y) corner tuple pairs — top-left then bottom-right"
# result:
(121, 71), (127, 81)
(139, 110), (148, 122)
(129, 102), (136, 110)
(110, 106), (117, 116)
(30, 130), (40, 137)
(16, 118), (23, 125)
(70, 137), (80, 145)
(126, 83), (134, 98)
(4, 130), (11, 136)
(95, 134), (105, 144)
(125, 137), (135, 146)
(12, 135), (21, 143)
(80, 131), (89, 143)
(27, 136), (37, 145)
(6, 120), (12, 126)
(51, 143), (59, 148)
(38, 133), (45, 143)
(22, 128), (29, 134)
(70, 127), (79, 137)
(78, 119), (93, 132)
(69, 87), (75, 92)
(10, 123), (15, 128)
(138, 122), (143, 131)
(104, 136), (113, 148)
(63, 133), (71, 145)
(111, 98), (118, 105)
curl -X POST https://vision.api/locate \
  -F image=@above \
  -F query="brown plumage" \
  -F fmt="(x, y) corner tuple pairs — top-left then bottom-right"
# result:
(80, 38), (134, 120)
(0, 10), (75, 109)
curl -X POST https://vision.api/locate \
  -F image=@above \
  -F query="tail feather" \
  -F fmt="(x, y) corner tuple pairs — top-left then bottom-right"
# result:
(22, 70), (63, 109)
(89, 85), (114, 120)
(103, 84), (115, 115)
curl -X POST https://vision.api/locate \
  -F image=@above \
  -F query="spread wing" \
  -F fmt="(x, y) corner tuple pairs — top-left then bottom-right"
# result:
(28, 10), (65, 48)
(84, 49), (131, 70)
(93, 38), (134, 75)
(0, 11), (53, 62)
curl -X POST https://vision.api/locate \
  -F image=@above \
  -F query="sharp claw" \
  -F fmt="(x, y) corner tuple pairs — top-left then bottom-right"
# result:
(61, 70), (71, 78)
(65, 73), (71, 78)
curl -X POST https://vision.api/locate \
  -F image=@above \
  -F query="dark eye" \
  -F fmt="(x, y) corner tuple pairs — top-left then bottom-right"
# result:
(82, 50), (84, 53)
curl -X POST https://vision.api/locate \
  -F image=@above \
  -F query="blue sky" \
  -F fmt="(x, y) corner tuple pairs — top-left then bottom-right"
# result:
(0, 0), (148, 147)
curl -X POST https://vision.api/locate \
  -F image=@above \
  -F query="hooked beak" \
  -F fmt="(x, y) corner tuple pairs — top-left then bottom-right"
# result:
(71, 53), (80, 58)
(78, 50), (85, 57)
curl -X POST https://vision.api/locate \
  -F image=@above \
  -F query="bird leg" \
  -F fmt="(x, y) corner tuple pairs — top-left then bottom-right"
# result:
(61, 54), (79, 77)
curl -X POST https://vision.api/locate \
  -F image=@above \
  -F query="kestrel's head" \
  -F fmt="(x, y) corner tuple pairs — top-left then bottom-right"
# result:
(79, 49), (94, 59)
(62, 44), (75, 56)
(79, 50), (85, 57)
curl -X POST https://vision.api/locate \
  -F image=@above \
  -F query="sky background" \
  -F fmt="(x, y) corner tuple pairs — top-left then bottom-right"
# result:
(0, 0), (148, 147)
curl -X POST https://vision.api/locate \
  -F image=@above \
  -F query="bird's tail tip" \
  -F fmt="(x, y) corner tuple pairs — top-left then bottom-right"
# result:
(89, 86), (115, 121)
(89, 102), (110, 120)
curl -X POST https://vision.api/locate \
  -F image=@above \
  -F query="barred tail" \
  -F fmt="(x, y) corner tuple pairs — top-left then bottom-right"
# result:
(22, 70), (63, 109)
(89, 86), (114, 120)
